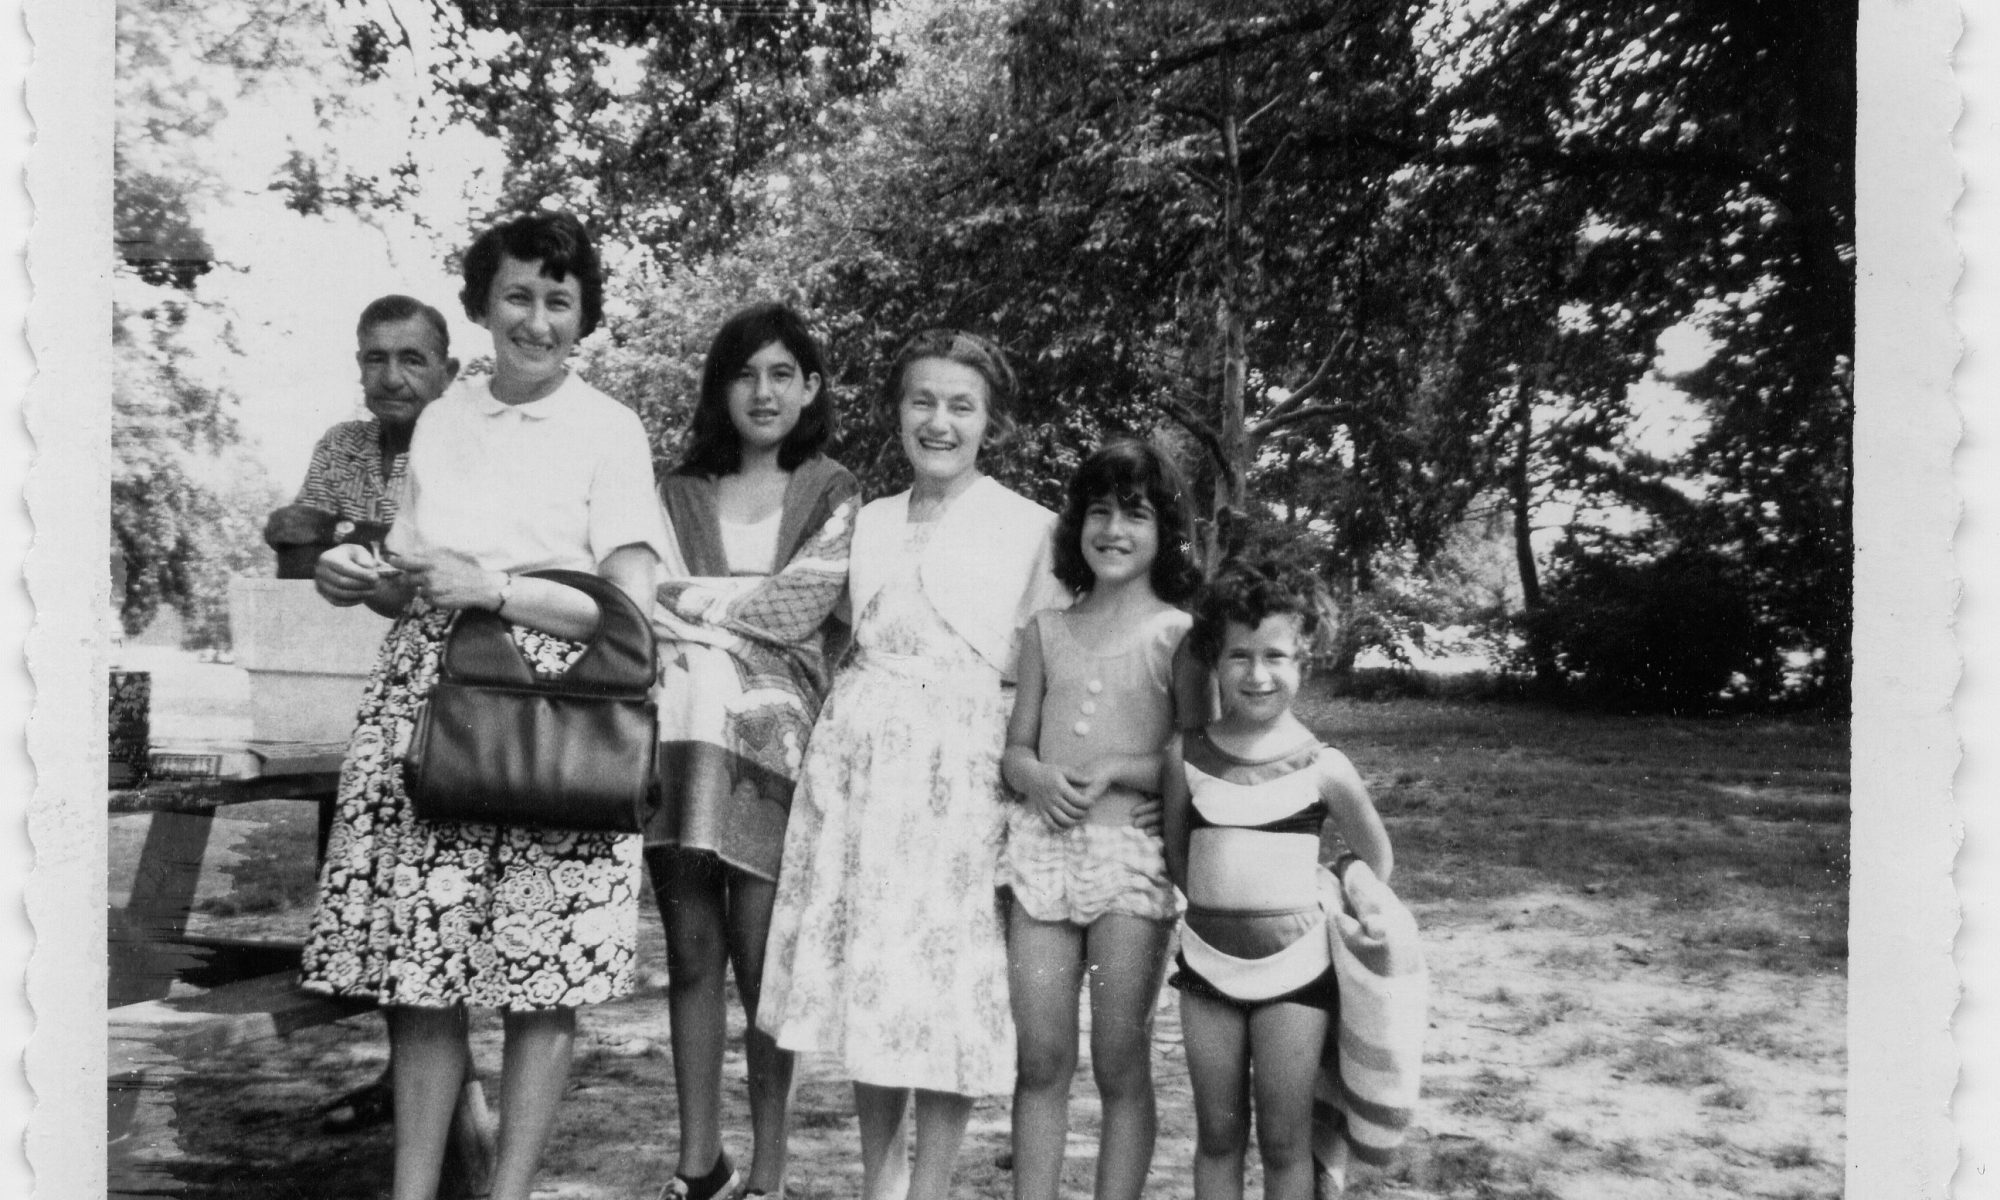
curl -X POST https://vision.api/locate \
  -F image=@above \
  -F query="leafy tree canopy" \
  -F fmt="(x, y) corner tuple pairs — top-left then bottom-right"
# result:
(335, 0), (899, 262)
(112, 300), (281, 647)
(114, 0), (335, 643)
(342, 0), (1853, 706)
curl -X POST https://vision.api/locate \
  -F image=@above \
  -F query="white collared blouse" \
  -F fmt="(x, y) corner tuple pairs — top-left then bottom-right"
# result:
(386, 374), (670, 574)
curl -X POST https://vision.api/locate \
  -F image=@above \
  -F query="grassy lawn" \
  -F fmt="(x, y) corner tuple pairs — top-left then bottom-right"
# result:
(1307, 695), (1849, 975)
(141, 690), (1849, 1200)
(1297, 694), (1847, 1200)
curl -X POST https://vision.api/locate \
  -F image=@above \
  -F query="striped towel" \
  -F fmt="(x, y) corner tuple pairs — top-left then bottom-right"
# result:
(1312, 865), (1428, 1175)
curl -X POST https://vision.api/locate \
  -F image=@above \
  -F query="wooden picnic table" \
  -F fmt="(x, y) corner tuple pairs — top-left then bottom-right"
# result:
(107, 740), (496, 1199)
(108, 741), (353, 1197)
(108, 740), (344, 1004)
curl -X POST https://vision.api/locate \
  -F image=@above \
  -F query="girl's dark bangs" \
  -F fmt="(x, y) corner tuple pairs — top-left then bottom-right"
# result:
(1076, 446), (1159, 506)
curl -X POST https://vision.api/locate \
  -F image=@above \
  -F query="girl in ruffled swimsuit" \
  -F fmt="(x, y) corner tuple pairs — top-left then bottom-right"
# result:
(999, 439), (1204, 1200)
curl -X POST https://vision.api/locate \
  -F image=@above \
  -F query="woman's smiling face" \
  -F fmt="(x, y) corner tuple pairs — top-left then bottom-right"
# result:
(897, 357), (991, 487)
(478, 254), (582, 400)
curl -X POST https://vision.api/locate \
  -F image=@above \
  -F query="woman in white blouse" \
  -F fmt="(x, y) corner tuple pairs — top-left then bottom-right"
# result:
(302, 211), (667, 1200)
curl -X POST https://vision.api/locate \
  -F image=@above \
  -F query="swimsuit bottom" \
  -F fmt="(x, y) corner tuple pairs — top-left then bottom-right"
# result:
(1174, 901), (1334, 1003)
(1169, 953), (1340, 1014)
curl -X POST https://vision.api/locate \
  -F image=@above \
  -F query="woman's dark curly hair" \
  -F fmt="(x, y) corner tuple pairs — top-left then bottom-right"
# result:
(1187, 557), (1335, 665)
(1052, 438), (1199, 602)
(676, 301), (836, 477)
(459, 210), (605, 336)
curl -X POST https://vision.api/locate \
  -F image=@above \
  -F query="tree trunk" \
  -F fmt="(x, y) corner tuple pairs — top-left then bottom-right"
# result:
(1209, 50), (1249, 572)
(1511, 375), (1560, 694)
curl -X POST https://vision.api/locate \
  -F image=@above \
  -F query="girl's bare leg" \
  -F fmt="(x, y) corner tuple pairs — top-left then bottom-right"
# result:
(650, 848), (732, 1183)
(1007, 909), (1085, 1200)
(489, 1006), (578, 1200)
(907, 1089), (975, 1200)
(1181, 990), (1252, 1200)
(855, 1083), (912, 1200)
(724, 872), (795, 1195)
(387, 1004), (471, 1200)
(1247, 1002), (1329, 1200)
(1084, 915), (1173, 1200)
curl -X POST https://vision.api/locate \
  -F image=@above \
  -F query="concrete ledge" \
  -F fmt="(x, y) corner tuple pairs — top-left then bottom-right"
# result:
(230, 578), (387, 742)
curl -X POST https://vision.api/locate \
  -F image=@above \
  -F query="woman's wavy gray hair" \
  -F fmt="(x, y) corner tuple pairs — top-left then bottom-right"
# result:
(879, 328), (1020, 448)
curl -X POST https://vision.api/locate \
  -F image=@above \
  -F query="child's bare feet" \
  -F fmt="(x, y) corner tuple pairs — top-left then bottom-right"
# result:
(1311, 1138), (1352, 1200)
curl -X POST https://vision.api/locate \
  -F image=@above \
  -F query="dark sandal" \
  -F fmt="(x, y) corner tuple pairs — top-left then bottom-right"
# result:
(656, 1153), (740, 1200)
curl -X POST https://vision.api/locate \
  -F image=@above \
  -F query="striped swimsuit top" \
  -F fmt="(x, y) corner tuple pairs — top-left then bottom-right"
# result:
(1178, 731), (1334, 1002)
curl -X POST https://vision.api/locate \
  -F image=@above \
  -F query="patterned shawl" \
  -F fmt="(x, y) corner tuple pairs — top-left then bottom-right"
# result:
(648, 455), (860, 878)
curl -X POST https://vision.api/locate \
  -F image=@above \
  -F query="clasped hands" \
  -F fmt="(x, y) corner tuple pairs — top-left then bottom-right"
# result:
(316, 543), (504, 612)
(1020, 760), (1162, 835)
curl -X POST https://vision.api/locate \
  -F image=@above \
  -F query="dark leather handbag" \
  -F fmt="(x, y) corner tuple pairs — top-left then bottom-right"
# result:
(404, 569), (661, 833)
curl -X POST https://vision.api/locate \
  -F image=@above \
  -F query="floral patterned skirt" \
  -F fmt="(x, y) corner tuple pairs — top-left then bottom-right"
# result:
(299, 607), (642, 1011)
(757, 648), (1017, 1096)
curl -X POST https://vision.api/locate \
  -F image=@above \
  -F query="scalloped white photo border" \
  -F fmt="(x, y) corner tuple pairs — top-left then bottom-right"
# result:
(2, 1), (1988, 1196)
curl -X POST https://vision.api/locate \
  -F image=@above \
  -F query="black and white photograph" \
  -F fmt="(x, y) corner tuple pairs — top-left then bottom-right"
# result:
(1, 1), (1985, 1198)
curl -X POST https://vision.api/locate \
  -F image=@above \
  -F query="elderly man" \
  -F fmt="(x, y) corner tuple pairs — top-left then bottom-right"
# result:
(262, 297), (491, 1187)
(265, 295), (459, 573)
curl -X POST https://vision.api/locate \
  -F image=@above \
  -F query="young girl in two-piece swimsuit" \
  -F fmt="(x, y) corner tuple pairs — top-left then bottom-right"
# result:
(1163, 561), (1394, 1200)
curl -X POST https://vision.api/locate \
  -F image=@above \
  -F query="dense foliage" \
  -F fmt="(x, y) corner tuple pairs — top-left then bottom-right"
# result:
(112, 302), (281, 647)
(1524, 540), (1773, 713)
(113, 0), (338, 645)
(416, 0), (1852, 707)
(108, 0), (1853, 703)
(971, 0), (1852, 706)
(335, 0), (899, 262)
(1446, 0), (1856, 706)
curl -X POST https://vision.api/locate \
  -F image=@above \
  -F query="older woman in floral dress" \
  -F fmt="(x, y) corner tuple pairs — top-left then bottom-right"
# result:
(759, 330), (1069, 1200)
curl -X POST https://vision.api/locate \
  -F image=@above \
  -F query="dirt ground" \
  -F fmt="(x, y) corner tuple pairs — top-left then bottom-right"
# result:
(116, 660), (1847, 1200)
(149, 896), (1843, 1200)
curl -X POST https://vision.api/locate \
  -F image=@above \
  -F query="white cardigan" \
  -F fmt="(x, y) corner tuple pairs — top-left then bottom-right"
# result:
(847, 476), (1071, 680)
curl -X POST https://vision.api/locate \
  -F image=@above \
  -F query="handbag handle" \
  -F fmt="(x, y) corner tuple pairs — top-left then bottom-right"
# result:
(438, 569), (656, 695)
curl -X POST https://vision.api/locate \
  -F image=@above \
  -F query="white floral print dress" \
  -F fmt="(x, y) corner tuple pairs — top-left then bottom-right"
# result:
(758, 522), (1016, 1096)
(300, 606), (643, 1010)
